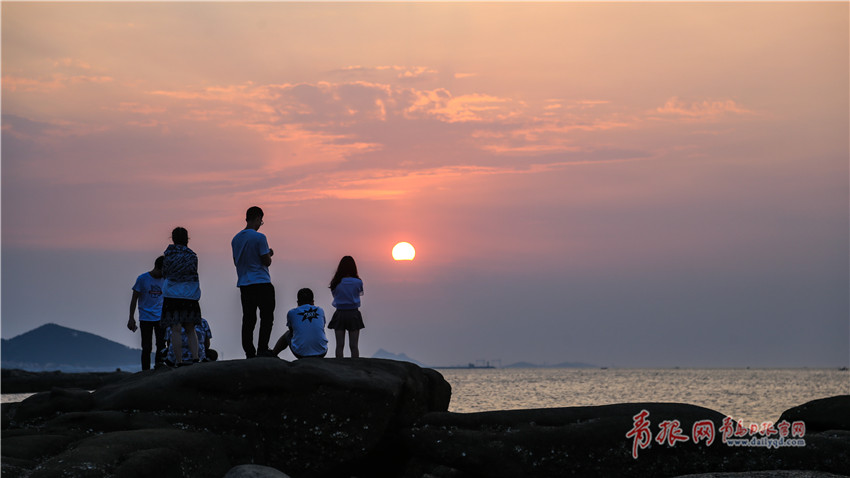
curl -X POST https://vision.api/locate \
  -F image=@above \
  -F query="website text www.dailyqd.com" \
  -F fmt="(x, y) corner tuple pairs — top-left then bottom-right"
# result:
(625, 409), (806, 459)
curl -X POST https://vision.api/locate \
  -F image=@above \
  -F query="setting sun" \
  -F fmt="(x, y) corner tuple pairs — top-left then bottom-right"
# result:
(392, 242), (416, 261)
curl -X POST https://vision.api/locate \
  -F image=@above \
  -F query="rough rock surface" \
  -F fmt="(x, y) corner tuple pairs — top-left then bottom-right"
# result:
(403, 397), (850, 478)
(2, 358), (450, 478)
(2, 363), (847, 478)
(224, 464), (292, 478)
(777, 395), (850, 433)
(673, 472), (850, 478)
(1, 368), (133, 393)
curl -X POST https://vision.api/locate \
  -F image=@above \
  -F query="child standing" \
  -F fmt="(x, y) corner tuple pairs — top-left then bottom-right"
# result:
(328, 256), (364, 358)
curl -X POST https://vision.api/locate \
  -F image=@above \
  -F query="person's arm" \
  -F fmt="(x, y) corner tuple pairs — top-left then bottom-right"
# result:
(260, 237), (273, 267)
(128, 291), (140, 332)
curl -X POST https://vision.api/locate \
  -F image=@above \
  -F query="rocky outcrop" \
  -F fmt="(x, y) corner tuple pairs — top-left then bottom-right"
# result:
(2, 358), (450, 478)
(1, 368), (133, 393)
(404, 403), (731, 477)
(673, 472), (849, 478)
(224, 465), (292, 478)
(403, 397), (850, 477)
(777, 395), (850, 433)
(2, 362), (847, 478)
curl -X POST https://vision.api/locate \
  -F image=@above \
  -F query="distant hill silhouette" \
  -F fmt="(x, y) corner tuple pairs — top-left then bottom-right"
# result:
(371, 349), (429, 368)
(1, 323), (141, 372)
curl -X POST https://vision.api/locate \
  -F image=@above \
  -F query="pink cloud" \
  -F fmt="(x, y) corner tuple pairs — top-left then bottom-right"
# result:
(126, 119), (162, 128)
(575, 100), (611, 109)
(3, 57), (115, 93)
(52, 58), (92, 70)
(111, 102), (167, 115)
(473, 113), (634, 155)
(404, 90), (517, 123)
(334, 65), (438, 81)
(6, 63), (743, 207)
(142, 77), (652, 175)
(266, 164), (508, 203)
(652, 97), (753, 121)
(1, 73), (113, 92)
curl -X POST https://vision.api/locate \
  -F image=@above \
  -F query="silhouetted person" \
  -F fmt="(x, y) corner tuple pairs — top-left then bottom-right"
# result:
(272, 288), (328, 359)
(165, 318), (214, 365)
(328, 256), (365, 358)
(128, 256), (166, 370)
(232, 206), (275, 358)
(161, 227), (201, 366)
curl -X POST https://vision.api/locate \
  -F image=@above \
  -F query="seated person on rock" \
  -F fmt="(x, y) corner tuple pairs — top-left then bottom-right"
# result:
(271, 288), (328, 359)
(165, 318), (217, 366)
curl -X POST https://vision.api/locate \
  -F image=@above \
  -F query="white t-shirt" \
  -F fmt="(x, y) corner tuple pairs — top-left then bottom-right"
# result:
(286, 305), (328, 357)
(132, 272), (164, 322)
(231, 229), (271, 287)
(332, 277), (364, 310)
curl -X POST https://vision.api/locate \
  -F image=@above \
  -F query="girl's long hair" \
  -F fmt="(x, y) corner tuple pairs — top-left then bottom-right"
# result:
(330, 255), (359, 292)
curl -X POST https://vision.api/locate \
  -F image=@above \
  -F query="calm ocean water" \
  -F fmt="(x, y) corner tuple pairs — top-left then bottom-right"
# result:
(438, 368), (849, 424)
(3, 368), (847, 424)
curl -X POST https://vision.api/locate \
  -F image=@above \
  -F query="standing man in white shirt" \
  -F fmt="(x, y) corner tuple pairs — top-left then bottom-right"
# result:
(231, 206), (276, 358)
(128, 256), (166, 370)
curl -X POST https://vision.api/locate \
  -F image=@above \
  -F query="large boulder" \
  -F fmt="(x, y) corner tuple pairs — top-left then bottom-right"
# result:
(776, 395), (850, 433)
(2, 358), (451, 478)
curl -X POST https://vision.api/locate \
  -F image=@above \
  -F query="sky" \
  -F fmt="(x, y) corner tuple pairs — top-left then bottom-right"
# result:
(2, 2), (848, 368)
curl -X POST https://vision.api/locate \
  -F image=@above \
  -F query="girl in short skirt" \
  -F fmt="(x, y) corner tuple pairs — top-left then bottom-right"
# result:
(328, 256), (364, 358)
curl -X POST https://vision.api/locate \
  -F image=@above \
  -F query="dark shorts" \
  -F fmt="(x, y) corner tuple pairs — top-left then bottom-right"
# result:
(161, 297), (202, 327)
(328, 309), (365, 331)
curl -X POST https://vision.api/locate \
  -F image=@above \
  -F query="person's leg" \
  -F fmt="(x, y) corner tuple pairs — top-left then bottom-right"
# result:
(171, 325), (183, 364)
(240, 286), (259, 358)
(257, 283), (276, 354)
(186, 322), (200, 361)
(140, 321), (154, 370)
(334, 329), (346, 358)
(272, 330), (291, 356)
(349, 329), (360, 358)
(153, 322), (166, 366)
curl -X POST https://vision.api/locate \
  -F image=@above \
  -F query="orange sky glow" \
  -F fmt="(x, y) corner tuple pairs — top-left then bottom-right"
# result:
(2, 2), (848, 367)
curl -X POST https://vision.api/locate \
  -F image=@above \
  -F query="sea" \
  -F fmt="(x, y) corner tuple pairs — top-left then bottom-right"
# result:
(437, 367), (849, 424)
(3, 368), (848, 424)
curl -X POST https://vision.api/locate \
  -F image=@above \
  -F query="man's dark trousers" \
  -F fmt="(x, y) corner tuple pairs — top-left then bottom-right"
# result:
(140, 320), (166, 370)
(240, 283), (275, 358)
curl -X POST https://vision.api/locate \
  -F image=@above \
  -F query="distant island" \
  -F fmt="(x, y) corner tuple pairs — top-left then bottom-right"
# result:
(1, 323), (141, 372)
(371, 348), (429, 367)
(1, 324), (597, 372)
